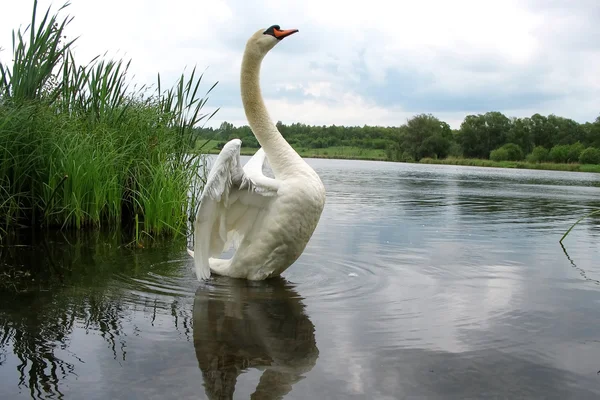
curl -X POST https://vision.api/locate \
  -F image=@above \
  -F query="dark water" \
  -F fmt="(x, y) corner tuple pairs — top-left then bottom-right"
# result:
(1, 159), (600, 399)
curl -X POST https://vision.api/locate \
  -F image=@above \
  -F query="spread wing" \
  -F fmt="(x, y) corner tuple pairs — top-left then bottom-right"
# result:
(188, 139), (280, 280)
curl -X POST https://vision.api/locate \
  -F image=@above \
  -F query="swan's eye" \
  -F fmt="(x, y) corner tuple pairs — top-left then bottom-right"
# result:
(263, 25), (281, 36)
(263, 25), (299, 40)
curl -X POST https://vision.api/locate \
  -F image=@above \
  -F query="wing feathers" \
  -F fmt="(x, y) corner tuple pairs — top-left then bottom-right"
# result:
(189, 139), (280, 280)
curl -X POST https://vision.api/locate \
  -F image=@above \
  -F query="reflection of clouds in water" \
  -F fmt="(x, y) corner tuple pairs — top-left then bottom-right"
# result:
(298, 230), (600, 396)
(364, 347), (600, 399)
(301, 207), (524, 353)
(310, 310), (368, 395)
(461, 287), (600, 391)
(286, 159), (600, 397)
(292, 223), (525, 395)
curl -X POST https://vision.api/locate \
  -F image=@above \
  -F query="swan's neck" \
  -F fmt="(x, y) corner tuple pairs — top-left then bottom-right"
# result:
(240, 49), (304, 178)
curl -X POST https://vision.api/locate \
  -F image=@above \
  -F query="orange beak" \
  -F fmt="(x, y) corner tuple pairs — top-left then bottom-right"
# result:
(273, 28), (299, 40)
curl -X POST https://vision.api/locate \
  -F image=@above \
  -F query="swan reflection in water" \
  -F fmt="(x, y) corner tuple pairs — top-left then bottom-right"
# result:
(193, 277), (319, 399)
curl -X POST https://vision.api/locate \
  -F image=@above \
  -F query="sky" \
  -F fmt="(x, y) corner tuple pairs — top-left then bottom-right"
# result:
(1, 0), (599, 129)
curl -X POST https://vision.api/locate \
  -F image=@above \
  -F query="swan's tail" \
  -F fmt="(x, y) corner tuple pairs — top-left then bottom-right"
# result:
(186, 247), (211, 280)
(186, 248), (231, 280)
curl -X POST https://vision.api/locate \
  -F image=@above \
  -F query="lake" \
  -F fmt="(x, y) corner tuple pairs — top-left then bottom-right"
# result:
(1, 158), (599, 399)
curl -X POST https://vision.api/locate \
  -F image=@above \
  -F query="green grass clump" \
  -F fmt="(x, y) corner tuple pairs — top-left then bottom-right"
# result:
(0, 1), (217, 238)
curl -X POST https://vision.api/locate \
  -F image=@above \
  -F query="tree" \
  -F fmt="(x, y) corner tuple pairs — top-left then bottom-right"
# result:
(218, 121), (234, 139)
(566, 142), (585, 163)
(506, 117), (533, 154)
(548, 143), (585, 163)
(400, 114), (452, 160)
(490, 143), (524, 161)
(528, 113), (550, 148)
(458, 114), (486, 158)
(581, 116), (600, 148)
(458, 112), (511, 159)
(484, 111), (511, 152)
(420, 135), (451, 159)
(547, 114), (584, 145)
(579, 147), (600, 164)
(526, 146), (549, 163)
(548, 145), (570, 163)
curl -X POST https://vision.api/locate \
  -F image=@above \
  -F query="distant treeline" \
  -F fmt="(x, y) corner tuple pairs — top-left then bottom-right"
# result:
(195, 112), (600, 164)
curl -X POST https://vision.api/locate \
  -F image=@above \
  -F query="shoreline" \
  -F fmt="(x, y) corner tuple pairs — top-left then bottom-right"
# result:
(206, 149), (600, 173)
(417, 157), (600, 173)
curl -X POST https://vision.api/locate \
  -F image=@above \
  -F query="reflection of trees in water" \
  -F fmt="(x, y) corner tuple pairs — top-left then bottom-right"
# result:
(168, 298), (193, 339)
(0, 230), (190, 399)
(193, 277), (319, 400)
(0, 318), (73, 399)
(451, 177), (587, 215)
(80, 294), (128, 360)
(0, 290), (130, 399)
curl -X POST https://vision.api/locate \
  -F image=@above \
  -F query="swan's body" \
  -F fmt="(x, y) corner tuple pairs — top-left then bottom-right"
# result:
(187, 26), (325, 281)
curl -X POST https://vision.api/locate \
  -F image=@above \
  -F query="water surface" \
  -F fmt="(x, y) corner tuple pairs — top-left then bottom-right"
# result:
(1, 159), (600, 399)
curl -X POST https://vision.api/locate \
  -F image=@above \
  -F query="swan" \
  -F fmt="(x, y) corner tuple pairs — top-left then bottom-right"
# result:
(187, 25), (326, 281)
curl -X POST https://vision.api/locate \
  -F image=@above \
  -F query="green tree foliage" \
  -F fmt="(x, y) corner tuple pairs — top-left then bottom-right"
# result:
(579, 147), (600, 164)
(548, 115), (584, 145)
(548, 143), (585, 163)
(400, 114), (452, 160)
(195, 111), (600, 165)
(526, 146), (550, 163)
(549, 145), (570, 163)
(458, 112), (511, 159)
(197, 122), (400, 152)
(529, 113), (552, 149)
(506, 117), (533, 154)
(566, 142), (585, 163)
(490, 143), (524, 161)
(582, 117), (600, 148)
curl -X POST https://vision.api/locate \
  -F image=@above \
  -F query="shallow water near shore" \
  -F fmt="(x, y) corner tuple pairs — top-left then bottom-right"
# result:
(1, 158), (600, 399)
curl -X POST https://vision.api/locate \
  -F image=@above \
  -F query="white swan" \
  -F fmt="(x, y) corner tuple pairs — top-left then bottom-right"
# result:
(187, 25), (326, 281)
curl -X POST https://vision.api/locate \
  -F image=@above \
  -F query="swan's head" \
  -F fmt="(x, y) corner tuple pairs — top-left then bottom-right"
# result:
(247, 25), (298, 56)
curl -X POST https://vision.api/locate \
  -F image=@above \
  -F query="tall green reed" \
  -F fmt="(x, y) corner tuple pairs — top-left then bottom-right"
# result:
(560, 209), (600, 244)
(0, 1), (217, 240)
(0, 1), (74, 102)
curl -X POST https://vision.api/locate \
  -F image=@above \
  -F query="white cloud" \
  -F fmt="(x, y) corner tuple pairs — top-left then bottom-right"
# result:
(1, 0), (598, 129)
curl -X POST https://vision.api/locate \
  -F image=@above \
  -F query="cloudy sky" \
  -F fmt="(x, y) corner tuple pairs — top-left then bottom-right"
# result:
(1, 0), (599, 128)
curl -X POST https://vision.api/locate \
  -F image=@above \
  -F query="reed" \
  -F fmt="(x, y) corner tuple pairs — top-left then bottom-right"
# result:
(560, 209), (600, 244)
(0, 1), (217, 239)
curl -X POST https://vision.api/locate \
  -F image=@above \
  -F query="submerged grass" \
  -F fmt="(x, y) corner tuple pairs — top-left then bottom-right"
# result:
(0, 1), (217, 239)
